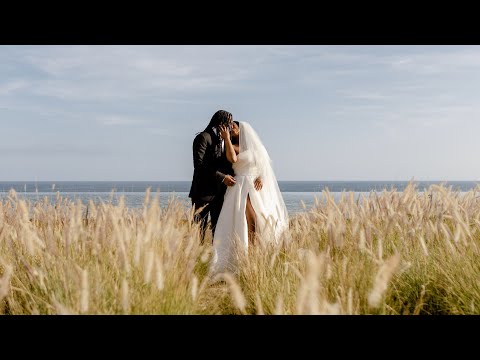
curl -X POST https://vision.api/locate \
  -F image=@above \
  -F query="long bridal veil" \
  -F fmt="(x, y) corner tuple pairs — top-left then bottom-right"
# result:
(239, 122), (289, 244)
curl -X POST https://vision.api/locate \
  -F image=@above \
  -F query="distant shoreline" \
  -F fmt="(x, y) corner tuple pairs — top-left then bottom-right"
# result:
(0, 180), (478, 194)
(1, 180), (478, 182)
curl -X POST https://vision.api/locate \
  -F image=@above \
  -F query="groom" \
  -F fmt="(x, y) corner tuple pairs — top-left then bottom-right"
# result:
(189, 110), (237, 244)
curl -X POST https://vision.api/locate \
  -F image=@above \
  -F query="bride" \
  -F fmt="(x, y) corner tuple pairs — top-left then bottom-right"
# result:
(210, 121), (289, 275)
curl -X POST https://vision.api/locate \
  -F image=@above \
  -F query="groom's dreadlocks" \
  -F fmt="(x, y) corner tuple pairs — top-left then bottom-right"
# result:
(205, 110), (233, 131)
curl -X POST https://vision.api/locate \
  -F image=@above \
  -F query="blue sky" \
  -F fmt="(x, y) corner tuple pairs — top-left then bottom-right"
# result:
(1, 45), (479, 181)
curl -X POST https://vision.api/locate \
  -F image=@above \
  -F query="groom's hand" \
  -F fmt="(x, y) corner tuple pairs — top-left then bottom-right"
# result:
(223, 175), (236, 186)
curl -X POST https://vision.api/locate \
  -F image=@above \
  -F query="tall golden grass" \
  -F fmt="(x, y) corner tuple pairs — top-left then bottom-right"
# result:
(1, 182), (479, 314)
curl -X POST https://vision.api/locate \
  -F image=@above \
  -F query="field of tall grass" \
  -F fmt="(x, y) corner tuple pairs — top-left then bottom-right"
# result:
(1, 182), (479, 314)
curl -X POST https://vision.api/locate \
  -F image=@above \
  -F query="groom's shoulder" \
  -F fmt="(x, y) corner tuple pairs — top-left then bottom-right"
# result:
(194, 131), (212, 142)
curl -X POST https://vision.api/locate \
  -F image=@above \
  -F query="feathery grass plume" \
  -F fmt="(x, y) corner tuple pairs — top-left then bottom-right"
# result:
(143, 187), (151, 214)
(413, 285), (426, 315)
(295, 252), (313, 314)
(222, 273), (246, 314)
(155, 256), (164, 291)
(144, 250), (154, 284)
(274, 294), (284, 315)
(20, 228), (34, 257)
(368, 253), (401, 309)
(255, 292), (264, 315)
(80, 268), (89, 314)
(297, 251), (325, 315)
(34, 268), (48, 294)
(321, 300), (341, 315)
(347, 287), (353, 315)
(440, 223), (457, 254)
(200, 248), (211, 263)
(377, 236), (383, 261)
(51, 296), (74, 315)
(121, 278), (129, 314)
(27, 226), (46, 252)
(116, 234), (131, 275)
(418, 235), (429, 257)
(300, 200), (307, 210)
(359, 228), (366, 252)
(0, 264), (13, 302)
(133, 231), (142, 266)
(191, 275), (199, 301)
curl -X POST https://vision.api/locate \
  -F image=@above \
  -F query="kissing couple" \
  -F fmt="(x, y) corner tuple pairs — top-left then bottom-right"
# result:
(189, 110), (289, 275)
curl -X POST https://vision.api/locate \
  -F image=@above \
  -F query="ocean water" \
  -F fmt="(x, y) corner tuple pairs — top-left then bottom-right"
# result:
(0, 181), (478, 215)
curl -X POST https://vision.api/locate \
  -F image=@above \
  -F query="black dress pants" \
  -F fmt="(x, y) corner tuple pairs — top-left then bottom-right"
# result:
(191, 196), (223, 244)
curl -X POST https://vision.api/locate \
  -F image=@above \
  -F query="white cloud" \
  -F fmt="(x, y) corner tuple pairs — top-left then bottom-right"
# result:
(338, 90), (390, 100)
(0, 143), (108, 156)
(96, 116), (178, 137)
(97, 115), (144, 126)
(147, 128), (176, 136)
(0, 79), (29, 96)
(387, 47), (480, 74)
(17, 46), (258, 101)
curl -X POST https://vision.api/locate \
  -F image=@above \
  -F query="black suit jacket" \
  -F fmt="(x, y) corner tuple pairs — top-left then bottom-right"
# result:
(188, 129), (234, 202)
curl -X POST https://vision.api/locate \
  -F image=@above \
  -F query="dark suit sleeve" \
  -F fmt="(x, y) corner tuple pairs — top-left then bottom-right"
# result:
(193, 134), (226, 185)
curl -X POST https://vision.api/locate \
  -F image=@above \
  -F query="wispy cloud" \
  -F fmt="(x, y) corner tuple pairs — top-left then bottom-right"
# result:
(387, 47), (480, 74)
(0, 143), (109, 157)
(338, 90), (391, 100)
(371, 103), (480, 141)
(97, 115), (144, 126)
(96, 115), (180, 138)
(0, 79), (29, 96)
(13, 46), (257, 101)
(147, 128), (177, 136)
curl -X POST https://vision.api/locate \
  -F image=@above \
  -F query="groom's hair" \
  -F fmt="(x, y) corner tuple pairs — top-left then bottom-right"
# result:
(205, 110), (233, 131)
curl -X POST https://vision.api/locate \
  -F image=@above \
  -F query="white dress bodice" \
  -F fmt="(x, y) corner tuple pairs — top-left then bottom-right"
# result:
(232, 150), (260, 177)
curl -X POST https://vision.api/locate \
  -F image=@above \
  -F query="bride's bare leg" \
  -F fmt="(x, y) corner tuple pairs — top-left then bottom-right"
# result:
(245, 193), (257, 251)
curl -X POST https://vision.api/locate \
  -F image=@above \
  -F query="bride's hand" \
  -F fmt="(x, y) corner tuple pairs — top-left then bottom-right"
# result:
(218, 125), (231, 141)
(254, 177), (263, 191)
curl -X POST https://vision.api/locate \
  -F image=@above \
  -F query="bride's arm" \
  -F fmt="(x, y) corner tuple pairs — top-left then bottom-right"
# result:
(219, 125), (238, 163)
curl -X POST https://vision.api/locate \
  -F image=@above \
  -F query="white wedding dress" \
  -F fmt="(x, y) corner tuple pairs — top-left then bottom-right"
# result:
(210, 122), (289, 275)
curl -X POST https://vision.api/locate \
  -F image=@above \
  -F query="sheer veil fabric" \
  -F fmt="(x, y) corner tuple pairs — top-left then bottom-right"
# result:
(210, 121), (289, 275)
